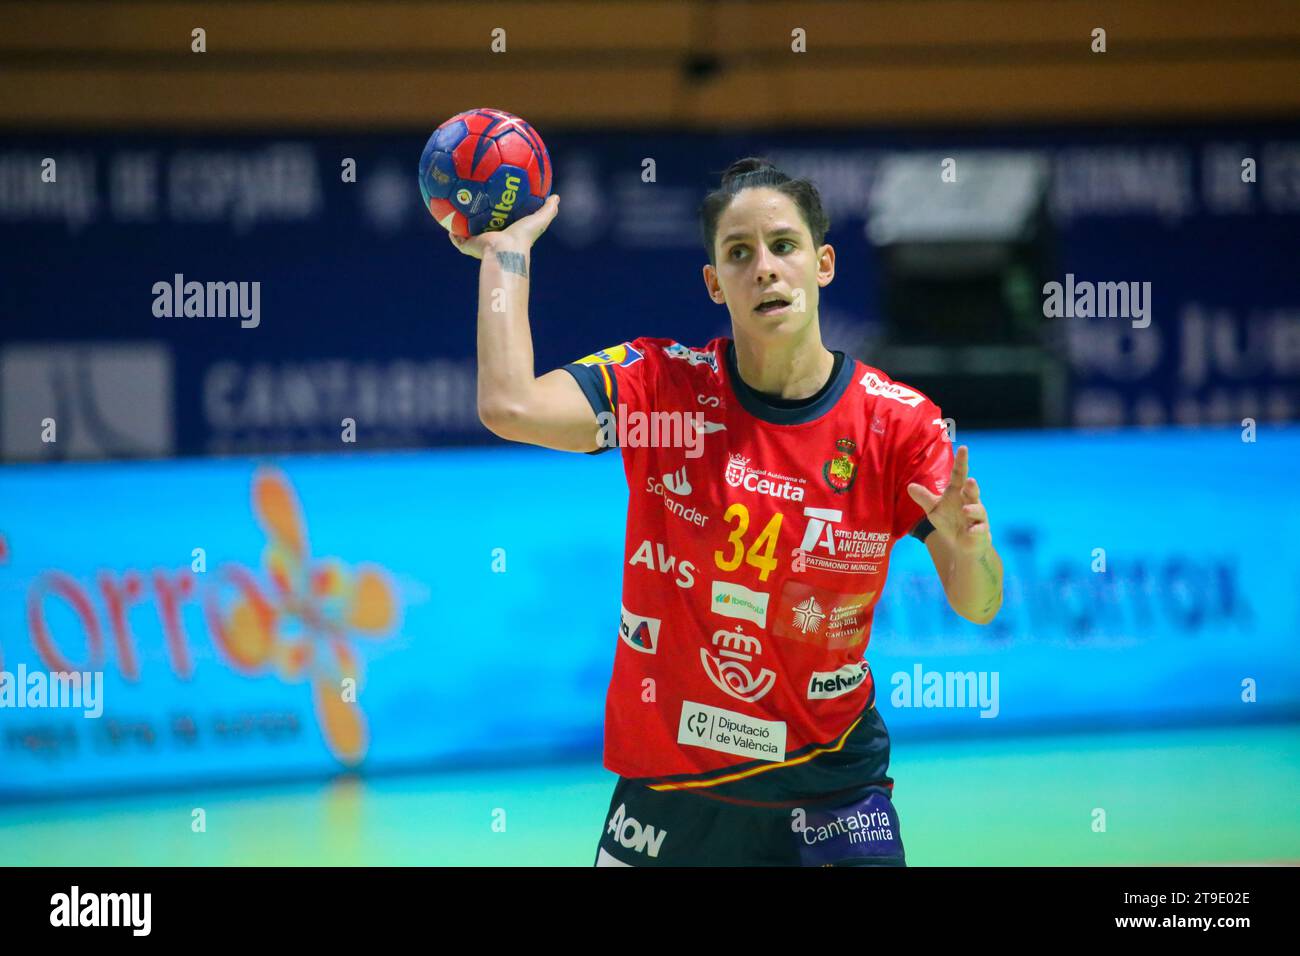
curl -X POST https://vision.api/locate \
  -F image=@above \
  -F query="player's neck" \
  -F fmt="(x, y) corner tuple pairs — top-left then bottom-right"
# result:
(731, 333), (836, 401)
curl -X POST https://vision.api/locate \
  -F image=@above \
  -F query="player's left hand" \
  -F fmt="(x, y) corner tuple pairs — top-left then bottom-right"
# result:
(907, 444), (991, 556)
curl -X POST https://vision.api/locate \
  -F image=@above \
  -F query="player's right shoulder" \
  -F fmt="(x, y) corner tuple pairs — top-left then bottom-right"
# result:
(569, 337), (660, 371)
(566, 337), (720, 371)
(561, 336), (726, 408)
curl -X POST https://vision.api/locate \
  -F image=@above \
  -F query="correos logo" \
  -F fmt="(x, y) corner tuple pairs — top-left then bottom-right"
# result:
(700, 627), (776, 703)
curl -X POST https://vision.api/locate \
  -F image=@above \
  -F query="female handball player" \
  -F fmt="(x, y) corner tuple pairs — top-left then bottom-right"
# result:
(451, 158), (1004, 867)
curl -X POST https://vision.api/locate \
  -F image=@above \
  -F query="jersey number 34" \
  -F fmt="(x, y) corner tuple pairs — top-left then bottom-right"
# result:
(714, 504), (783, 582)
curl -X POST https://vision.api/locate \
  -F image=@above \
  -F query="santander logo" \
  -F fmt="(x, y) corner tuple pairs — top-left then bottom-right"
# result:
(723, 454), (806, 503)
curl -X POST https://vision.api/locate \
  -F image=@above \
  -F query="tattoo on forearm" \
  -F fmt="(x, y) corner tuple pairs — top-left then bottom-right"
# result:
(494, 250), (527, 278)
(975, 554), (1001, 616)
(978, 553), (999, 590)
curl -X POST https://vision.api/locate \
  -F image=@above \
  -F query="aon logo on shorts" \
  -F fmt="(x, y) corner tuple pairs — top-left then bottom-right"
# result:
(607, 803), (668, 858)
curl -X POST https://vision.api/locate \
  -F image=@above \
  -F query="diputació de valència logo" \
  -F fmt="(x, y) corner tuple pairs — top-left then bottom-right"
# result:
(1, 466), (403, 766)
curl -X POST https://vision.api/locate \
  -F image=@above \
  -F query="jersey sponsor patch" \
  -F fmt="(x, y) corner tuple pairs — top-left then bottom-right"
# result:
(773, 580), (875, 648)
(858, 369), (924, 407)
(677, 699), (787, 762)
(664, 342), (719, 372)
(619, 605), (661, 653)
(710, 580), (769, 627)
(806, 661), (871, 700)
(723, 454), (807, 502)
(798, 506), (892, 574)
(795, 789), (904, 866)
(606, 802), (669, 859)
(700, 626), (777, 703)
(573, 343), (644, 368)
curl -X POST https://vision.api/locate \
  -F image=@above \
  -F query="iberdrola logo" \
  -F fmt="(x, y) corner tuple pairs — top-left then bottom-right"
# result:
(203, 467), (401, 765)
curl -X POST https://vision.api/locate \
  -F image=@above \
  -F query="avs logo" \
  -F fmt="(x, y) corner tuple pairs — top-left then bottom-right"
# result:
(807, 662), (870, 700)
(606, 803), (668, 858)
(574, 343), (644, 368)
(664, 342), (719, 372)
(858, 370), (924, 407)
(700, 626), (776, 703)
(619, 605), (661, 654)
(628, 539), (697, 589)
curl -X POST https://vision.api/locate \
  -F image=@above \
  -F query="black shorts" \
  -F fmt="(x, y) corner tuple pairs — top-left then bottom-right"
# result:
(593, 777), (907, 867)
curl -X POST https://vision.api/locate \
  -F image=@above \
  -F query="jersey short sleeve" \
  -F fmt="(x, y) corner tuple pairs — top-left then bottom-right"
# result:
(892, 401), (956, 542)
(560, 337), (664, 455)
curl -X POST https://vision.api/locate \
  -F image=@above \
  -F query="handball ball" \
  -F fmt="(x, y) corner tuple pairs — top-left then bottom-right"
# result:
(418, 107), (552, 238)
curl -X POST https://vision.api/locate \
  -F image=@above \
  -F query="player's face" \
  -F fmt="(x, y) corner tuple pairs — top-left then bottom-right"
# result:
(703, 187), (834, 340)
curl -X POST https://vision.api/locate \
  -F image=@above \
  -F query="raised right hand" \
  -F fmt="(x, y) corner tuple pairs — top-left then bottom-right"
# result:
(448, 193), (561, 259)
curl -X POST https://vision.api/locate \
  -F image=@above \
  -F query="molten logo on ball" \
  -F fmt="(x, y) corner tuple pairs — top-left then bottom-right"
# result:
(418, 107), (552, 238)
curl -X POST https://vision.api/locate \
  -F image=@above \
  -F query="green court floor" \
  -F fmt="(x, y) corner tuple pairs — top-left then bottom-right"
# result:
(3, 723), (1297, 866)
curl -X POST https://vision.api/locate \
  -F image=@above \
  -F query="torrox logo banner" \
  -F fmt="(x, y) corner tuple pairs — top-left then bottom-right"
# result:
(2, 467), (403, 767)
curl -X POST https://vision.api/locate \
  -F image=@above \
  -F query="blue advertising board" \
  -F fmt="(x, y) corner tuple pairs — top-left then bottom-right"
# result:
(2, 124), (1299, 461)
(1, 427), (1296, 799)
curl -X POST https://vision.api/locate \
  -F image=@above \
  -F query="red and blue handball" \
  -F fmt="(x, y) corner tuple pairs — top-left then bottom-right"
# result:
(418, 107), (552, 238)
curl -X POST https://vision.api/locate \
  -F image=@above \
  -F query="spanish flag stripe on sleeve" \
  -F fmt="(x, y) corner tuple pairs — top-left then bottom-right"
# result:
(599, 364), (614, 408)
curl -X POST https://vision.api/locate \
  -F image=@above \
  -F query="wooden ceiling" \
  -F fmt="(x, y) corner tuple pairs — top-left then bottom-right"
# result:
(2, 0), (1298, 128)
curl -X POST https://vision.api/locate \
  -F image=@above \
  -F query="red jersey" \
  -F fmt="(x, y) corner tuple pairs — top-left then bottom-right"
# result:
(563, 336), (953, 806)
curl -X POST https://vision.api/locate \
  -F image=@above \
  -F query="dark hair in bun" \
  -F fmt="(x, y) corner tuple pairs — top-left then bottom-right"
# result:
(699, 157), (830, 265)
